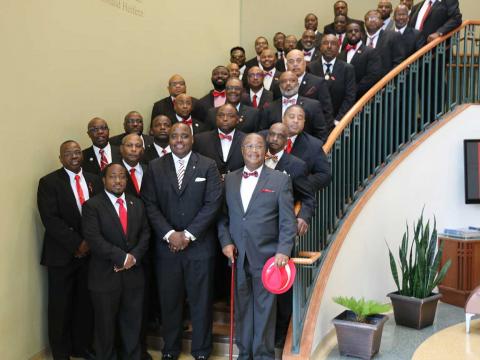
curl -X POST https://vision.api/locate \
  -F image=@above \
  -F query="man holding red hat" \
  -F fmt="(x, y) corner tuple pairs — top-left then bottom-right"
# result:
(218, 133), (297, 359)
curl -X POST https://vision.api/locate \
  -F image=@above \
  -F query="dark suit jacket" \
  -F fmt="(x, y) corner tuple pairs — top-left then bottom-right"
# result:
(400, 27), (425, 58)
(308, 58), (357, 122)
(245, 56), (260, 69)
(274, 153), (315, 223)
(339, 44), (383, 99)
(275, 57), (287, 72)
(296, 32), (323, 49)
(323, 17), (365, 34)
(82, 144), (122, 175)
(151, 96), (200, 123)
(218, 167), (297, 270)
(120, 162), (147, 197)
(241, 88), (274, 110)
(409, 0), (461, 43)
(109, 133), (154, 148)
(375, 30), (406, 75)
(205, 104), (260, 133)
(141, 152), (223, 260)
(290, 132), (331, 191)
(37, 168), (103, 267)
(260, 96), (328, 141)
(294, 47), (321, 63)
(82, 192), (150, 292)
(193, 129), (245, 175)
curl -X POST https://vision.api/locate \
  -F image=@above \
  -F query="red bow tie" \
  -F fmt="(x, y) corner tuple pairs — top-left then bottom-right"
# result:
(345, 44), (357, 52)
(243, 170), (258, 179)
(265, 153), (278, 162)
(304, 50), (312, 57)
(182, 117), (192, 126)
(283, 98), (296, 105)
(213, 90), (226, 97)
(219, 133), (232, 141)
(264, 71), (272, 77)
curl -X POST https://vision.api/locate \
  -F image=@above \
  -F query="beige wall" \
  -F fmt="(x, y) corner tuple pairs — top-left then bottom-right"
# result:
(0, 0), (478, 358)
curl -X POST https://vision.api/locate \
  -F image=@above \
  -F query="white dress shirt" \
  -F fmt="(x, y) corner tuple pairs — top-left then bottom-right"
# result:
(303, 48), (315, 62)
(282, 94), (299, 116)
(260, 65), (276, 90)
(122, 160), (143, 190)
(219, 129), (235, 162)
(366, 29), (382, 48)
(415, 0), (437, 30)
(265, 150), (284, 169)
(176, 114), (193, 133)
(250, 87), (264, 105)
(395, 25), (408, 34)
(322, 57), (337, 76)
(93, 143), (113, 166)
(163, 151), (196, 242)
(347, 40), (362, 63)
(240, 165), (263, 212)
(104, 190), (131, 266)
(154, 143), (171, 157)
(64, 168), (89, 213)
(239, 65), (247, 80)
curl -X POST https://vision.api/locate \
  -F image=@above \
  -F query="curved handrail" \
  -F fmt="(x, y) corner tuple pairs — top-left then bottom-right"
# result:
(323, 19), (480, 154)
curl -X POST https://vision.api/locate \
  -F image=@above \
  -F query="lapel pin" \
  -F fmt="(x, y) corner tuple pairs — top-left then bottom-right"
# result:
(129, 201), (133, 205)
(195, 123), (199, 127)
(89, 157), (94, 162)
(325, 74), (330, 80)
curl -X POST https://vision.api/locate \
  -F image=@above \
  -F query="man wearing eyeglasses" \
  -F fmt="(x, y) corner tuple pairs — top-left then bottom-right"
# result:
(218, 133), (297, 360)
(110, 111), (153, 148)
(241, 66), (274, 110)
(82, 117), (122, 175)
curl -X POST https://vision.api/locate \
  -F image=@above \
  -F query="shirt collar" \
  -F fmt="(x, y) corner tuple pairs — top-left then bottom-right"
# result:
(395, 25), (408, 34)
(269, 149), (284, 160)
(93, 143), (111, 154)
(250, 87), (264, 97)
(64, 167), (83, 180)
(122, 159), (142, 173)
(243, 164), (263, 177)
(172, 151), (192, 165)
(218, 128), (236, 137)
(282, 94), (298, 103)
(176, 114), (192, 122)
(322, 57), (337, 67)
(367, 28), (382, 39)
(104, 190), (126, 206)
(289, 134), (298, 144)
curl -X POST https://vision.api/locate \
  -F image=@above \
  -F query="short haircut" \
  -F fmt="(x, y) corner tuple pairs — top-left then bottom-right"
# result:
(124, 111), (142, 122)
(230, 46), (246, 55)
(241, 133), (267, 148)
(274, 31), (285, 37)
(284, 104), (305, 116)
(101, 162), (127, 178)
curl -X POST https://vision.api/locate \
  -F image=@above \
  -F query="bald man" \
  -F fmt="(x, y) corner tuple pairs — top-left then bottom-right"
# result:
(151, 74), (199, 124)
(82, 117), (122, 175)
(297, 30), (321, 63)
(110, 111), (153, 148)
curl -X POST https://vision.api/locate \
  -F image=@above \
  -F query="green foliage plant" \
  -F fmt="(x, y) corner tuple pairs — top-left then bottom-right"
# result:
(386, 210), (452, 299)
(333, 296), (391, 323)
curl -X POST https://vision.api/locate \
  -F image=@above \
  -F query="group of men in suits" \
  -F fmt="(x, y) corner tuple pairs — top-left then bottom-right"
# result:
(37, 1), (462, 359)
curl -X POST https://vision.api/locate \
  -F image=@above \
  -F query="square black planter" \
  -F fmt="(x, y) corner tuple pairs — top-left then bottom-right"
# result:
(388, 292), (442, 329)
(332, 310), (388, 360)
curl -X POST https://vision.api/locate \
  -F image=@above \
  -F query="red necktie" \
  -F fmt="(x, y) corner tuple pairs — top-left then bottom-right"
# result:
(242, 171), (258, 179)
(338, 34), (343, 46)
(74, 175), (85, 205)
(182, 117), (193, 126)
(99, 149), (108, 170)
(129, 168), (140, 194)
(418, 1), (433, 31)
(213, 90), (226, 97)
(345, 44), (357, 52)
(219, 133), (232, 141)
(116, 198), (127, 234)
(285, 138), (293, 154)
(252, 94), (258, 108)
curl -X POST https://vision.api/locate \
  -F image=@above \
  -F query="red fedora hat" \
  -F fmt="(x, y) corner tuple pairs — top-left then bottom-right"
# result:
(262, 256), (296, 294)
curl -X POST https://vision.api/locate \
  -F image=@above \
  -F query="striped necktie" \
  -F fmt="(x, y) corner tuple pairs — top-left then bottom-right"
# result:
(177, 159), (185, 189)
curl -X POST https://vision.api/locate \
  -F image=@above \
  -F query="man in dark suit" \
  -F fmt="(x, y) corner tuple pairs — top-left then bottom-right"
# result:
(245, 36), (269, 69)
(82, 117), (122, 175)
(332, 15), (349, 53)
(143, 115), (172, 164)
(151, 74), (198, 123)
(261, 71), (328, 141)
(309, 34), (357, 126)
(278, 49), (334, 131)
(283, 105), (332, 191)
(296, 30), (321, 63)
(206, 78), (260, 133)
(174, 93), (209, 135)
(196, 66), (230, 122)
(259, 48), (282, 91)
(110, 111), (154, 148)
(141, 123), (223, 360)
(193, 103), (245, 177)
(275, 35), (298, 72)
(323, 1), (365, 34)
(119, 134), (145, 197)
(230, 47), (247, 80)
(241, 66), (274, 110)
(218, 133), (297, 360)
(394, 4), (425, 57)
(83, 163), (150, 360)
(301, 13), (322, 48)
(378, 0), (395, 31)
(37, 140), (102, 360)
(364, 10), (405, 76)
(273, 32), (286, 61)
(339, 22), (382, 99)
(227, 62), (241, 78)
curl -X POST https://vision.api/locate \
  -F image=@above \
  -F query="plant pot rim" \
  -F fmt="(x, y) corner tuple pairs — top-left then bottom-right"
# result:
(387, 291), (442, 303)
(332, 310), (389, 329)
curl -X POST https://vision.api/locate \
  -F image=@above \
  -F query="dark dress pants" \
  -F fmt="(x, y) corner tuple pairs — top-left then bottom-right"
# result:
(156, 256), (214, 358)
(47, 257), (93, 360)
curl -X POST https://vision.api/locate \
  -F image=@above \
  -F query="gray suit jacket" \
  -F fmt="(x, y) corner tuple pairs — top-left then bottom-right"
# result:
(218, 166), (297, 270)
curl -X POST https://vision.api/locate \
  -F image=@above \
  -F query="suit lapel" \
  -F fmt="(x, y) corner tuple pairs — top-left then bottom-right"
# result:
(245, 168), (270, 215)
(125, 194), (135, 240)
(102, 192), (127, 241)
(410, 1), (425, 23)
(226, 131), (241, 162)
(232, 170), (244, 214)
(166, 155), (181, 194)
(59, 169), (82, 217)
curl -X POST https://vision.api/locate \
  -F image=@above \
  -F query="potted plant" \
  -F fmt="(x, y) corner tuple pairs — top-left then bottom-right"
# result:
(332, 296), (391, 360)
(386, 211), (452, 329)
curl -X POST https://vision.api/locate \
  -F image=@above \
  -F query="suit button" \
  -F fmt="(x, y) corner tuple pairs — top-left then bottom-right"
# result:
(242, 217), (246, 221)
(182, 213), (185, 216)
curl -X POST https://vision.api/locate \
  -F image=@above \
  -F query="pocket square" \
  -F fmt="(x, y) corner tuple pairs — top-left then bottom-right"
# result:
(195, 177), (206, 182)
(261, 188), (275, 193)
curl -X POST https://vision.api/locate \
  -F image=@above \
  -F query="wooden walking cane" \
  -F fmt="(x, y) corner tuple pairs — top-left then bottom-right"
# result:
(229, 257), (235, 360)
